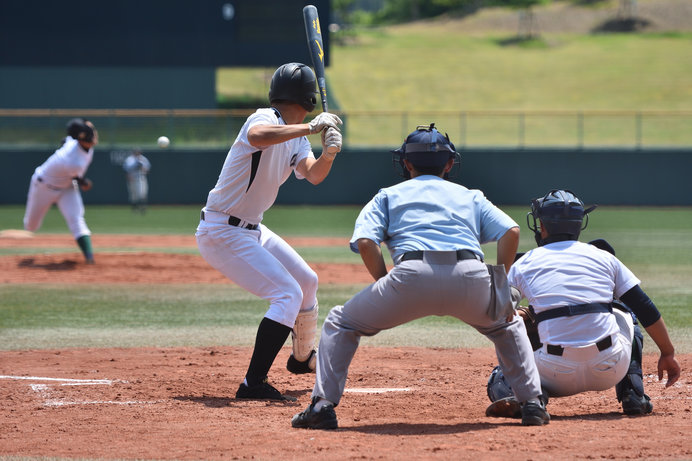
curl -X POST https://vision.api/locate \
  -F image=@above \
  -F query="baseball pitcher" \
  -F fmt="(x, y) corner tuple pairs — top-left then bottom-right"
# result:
(23, 118), (98, 264)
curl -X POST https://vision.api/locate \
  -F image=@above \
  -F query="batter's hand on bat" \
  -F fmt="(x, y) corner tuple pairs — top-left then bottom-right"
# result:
(308, 112), (342, 134)
(321, 127), (342, 159)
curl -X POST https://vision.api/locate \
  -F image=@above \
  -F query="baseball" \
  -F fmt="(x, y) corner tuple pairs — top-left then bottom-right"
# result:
(157, 136), (170, 148)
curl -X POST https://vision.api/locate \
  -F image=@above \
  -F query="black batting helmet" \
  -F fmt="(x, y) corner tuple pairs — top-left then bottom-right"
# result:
(66, 118), (95, 143)
(392, 123), (460, 179)
(268, 63), (317, 112)
(527, 189), (597, 246)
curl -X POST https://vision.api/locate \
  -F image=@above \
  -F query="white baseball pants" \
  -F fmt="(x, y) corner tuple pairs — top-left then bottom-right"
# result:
(535, 308), (634, 397)
(195, 219), (318, 328)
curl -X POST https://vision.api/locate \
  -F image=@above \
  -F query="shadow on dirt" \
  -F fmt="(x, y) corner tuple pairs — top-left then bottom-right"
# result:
(18, 258), (78, 271)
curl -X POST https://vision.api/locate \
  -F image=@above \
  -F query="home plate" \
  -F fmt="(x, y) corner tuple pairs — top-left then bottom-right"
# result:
(344, 387), (412, 394)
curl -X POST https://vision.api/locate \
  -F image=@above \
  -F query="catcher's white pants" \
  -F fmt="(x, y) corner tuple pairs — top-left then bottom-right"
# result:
(312, 254), (542, 406)
(195, 219), (318, 328)
(535, 308), (633, 397)
(23, 173), (91, 238)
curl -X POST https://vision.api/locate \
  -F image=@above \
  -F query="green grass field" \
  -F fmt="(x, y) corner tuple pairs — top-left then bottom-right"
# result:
(1, 205), (690, 353)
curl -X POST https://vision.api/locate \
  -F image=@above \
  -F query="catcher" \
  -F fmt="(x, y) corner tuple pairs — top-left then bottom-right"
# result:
(23, 118), (98, 264)
(485, 189), (681, 418)
(292, 124), (549, 430)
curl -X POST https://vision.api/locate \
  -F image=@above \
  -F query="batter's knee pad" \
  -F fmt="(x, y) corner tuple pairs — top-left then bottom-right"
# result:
(287, 303), (318, 373)
(487, 365), (515, 402)
(616, 323), (646, 402)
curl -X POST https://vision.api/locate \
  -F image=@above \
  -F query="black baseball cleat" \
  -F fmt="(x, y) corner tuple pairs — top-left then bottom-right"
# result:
(485, 396), (522, 419)
(291, 400), (338, 430)
(235, 379), (296, 401)
(521, 400), (550, 426)
(621, 389), (653, 415)
(286, 350), (316, 374)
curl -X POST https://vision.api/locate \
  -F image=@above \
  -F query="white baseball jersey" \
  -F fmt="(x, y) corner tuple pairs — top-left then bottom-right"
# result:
(204, 108), (314, 224)
(35, 137), (94, 188)
(508, 240), (640, 347)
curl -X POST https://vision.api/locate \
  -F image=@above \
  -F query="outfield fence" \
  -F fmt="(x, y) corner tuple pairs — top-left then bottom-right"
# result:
(0, 108), (691, 149)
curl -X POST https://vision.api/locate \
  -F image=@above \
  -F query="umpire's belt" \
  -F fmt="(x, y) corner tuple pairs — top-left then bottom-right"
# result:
(400, 249), (482, 263)
(546, 335), (613, 356)
(200, 210), (258, 230)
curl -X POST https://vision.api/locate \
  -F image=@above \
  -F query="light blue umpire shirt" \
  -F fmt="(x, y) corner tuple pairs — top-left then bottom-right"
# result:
(350, 175), (518, 263)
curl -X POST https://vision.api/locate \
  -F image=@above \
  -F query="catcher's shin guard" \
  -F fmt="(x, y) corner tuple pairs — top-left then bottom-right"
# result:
(287, 303), (318, 374)
(615, 323), (652, 414)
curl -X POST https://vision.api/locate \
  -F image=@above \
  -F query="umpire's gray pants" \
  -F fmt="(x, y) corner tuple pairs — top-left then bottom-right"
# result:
(313, 253), (542, 406)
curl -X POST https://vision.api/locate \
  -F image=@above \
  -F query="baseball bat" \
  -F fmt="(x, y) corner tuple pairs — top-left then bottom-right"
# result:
(303, 5), (328, 112)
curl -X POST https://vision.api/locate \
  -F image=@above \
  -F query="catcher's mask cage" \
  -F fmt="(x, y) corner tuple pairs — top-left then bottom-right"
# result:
(392, 123), (461, 179)
(527, 189), (597, 246)
(268, 62), (317, 112)
(66, 118), (95, 143)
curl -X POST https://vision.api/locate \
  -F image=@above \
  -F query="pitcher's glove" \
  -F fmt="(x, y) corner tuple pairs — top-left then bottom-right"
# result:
(75, 176), (93, 191)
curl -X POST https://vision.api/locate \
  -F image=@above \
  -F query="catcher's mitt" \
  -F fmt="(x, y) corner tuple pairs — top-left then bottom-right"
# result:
(517, 306), (541, 351)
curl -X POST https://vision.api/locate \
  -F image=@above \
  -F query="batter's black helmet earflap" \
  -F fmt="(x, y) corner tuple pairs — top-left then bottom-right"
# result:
(526, 189), (597, 246)
(392, 123), (460, 179)
(66, 118), (95, 143)
(268, 62), (317, 112)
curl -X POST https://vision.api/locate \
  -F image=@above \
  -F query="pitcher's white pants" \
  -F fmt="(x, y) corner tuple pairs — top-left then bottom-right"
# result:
(23, 173), (90, 238)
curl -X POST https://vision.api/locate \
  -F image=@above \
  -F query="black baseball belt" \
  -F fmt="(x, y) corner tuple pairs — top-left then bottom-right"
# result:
(200, 210), (259, 230)
(400, 249), (482, 262)
(37, 176), (64, 191)
(546, 335), (613, 356)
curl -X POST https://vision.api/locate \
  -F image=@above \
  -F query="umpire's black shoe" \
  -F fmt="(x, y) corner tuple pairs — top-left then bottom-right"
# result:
(521, 400), (550, 426)
(621, 389), (653, 415)
(235, 379), (296, 401)
(291, 400), (338, 430)
(286, 350), (316, 374)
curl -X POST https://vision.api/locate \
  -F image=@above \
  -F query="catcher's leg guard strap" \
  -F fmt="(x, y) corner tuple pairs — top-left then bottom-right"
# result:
(292, 303), (318, 362)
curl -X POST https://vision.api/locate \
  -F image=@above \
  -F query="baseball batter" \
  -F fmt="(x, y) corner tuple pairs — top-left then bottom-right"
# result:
(123, 148), (151, 213)
(196, 62), (342, 401)
(292, 124), (549, 430)
(485, 190), (680, 418)
(23, 118), (98, 264)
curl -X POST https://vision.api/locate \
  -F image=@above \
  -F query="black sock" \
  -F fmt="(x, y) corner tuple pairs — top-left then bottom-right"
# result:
(244, 317), (292, 387)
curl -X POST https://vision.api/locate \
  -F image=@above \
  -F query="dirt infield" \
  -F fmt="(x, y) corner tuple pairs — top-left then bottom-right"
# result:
(1, 234), (690, 460)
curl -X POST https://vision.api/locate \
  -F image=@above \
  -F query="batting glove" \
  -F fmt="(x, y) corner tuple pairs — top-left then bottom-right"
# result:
(321, 127), (342, 160)
(308, 112), (343, 134)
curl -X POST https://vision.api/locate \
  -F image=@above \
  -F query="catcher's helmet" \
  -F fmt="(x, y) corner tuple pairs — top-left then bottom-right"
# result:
(527, 189), (597, 246)
(392, 123), (460, 179)
(66, 118), (95, 143)
(268, 63), (317, 112)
